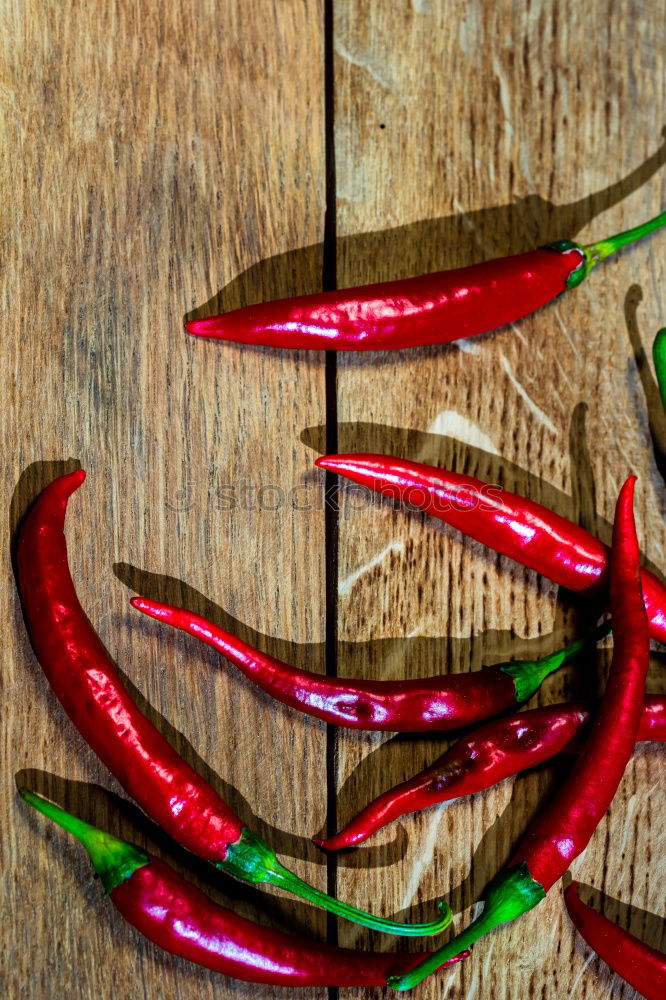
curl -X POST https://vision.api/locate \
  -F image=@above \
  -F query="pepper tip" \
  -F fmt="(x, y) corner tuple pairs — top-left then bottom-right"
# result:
(619, 475), (638, 504)
(315, 455), (341, 472)
(185, 318), (217, 337)
(52, 468), (86, 499)
(130, 596), (164, 620)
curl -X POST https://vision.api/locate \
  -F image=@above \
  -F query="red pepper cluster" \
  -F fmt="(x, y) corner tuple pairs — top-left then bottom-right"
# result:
(14, 211), (666, 995)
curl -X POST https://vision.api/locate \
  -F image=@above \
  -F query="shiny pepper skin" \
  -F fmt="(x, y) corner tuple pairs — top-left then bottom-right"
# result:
(20, 791), (468, 989)
(112, 859), (446, 987)
(388, 477), (652, 991)
(317, 454), (666, 644)
(131, 596), (591, 732)
(186, 211), (666, 351)
(186, 247), (581, 350)
(319, 695), (666, 850)
(16, 471), (244, 861)
(514, 477), (650, 890)
(16, 471), (456, 938)
(564, 882), (666, 1000)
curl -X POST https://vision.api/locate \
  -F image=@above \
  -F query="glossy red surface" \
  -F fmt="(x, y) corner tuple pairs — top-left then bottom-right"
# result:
(186, 246), (582, 350)
(515, 478), (650, 889)
(384, 479), (655, 990)
(110, 859), (468, 987)
(16, 472), (243, 861)
(565, 882), (666, 1000)
(316, 454), (666, 644)
(133, 597), (531, 732)
(319, 696), (665, 849)
(641, 693), (666, 739)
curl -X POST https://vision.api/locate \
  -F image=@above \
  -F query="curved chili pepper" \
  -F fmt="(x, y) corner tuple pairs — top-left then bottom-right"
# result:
(316, 454), (666, 644)
(20, 791), (469, 987)
(14, 470), (452, 937)
(653, 327), (666, 411)
(186, 212), (666, 350)
(388, 476), (651, 990)
(317, 694), (666, 850)
(564, 882), (666, 1000)
(131, 596), (599, 732)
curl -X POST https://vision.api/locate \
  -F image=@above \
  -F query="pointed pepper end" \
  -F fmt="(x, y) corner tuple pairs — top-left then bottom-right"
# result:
(69, 468), (87, 487)
(185, 316), (222, 337)
(54, 468), (86, 497)
(314, 455), (339, 472)
(314, 455), (366, 475)
(312, 833), (358, 851)
(130, 596), (173, 625)
(130, 595), (153, 613)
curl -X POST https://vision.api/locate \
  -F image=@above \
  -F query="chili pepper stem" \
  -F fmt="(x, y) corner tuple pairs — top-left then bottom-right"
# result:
(501, 621), (611, 704)
(221, 827), (452, 937)
(387, 862), (545, 990)
(19, 788), (149, 895)
(653, 328), (666, 411)
(568, 210), (666, 287)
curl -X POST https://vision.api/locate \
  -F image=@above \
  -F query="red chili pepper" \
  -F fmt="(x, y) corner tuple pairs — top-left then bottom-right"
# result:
(564, 882), (666, 1000)
(316, 454), (666, 644)
(317, 694), (666, 850)
(131, 596), (601, 732)
(186, 212), (666, 350)
(20, 790), (469, 987)
(388, 476), (650, 990)
(14, 470), (452, 938)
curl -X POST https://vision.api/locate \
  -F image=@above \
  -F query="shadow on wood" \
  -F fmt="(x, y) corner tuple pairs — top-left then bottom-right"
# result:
(11, 465), (441, 929)
(184, 134), (666, 365)
(564, 877), (666, 997)
(299, 411), (666, 584)
(13, 768), (324, 937)
(114, 560), (606, 869)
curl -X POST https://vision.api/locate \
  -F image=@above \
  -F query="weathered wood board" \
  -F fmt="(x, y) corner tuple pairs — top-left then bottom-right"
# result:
(1, 3), (328, 998)
(333, 3), (666, 1000)
(1, 2), (665, 999)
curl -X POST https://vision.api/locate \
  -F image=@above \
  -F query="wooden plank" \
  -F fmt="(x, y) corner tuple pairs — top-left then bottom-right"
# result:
(1, 3), (327, 998)
(332, 3), (666, 999)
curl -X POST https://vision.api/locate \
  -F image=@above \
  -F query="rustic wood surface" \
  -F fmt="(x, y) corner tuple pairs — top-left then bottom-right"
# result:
(332, 4), (666, 1000)
(1, 3), (328, 999)
(1, 2), (665, 999)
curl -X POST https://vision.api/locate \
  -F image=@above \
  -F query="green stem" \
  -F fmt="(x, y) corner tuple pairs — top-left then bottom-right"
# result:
(653, 329), (666, 412)
(566, 209), (666, 288)
(19, 789), (149, 895)
(387, 863), (546, 990)
(220, 827), (452, 937)
(500, 619), (611, 705)
(586, 209), (666, 260)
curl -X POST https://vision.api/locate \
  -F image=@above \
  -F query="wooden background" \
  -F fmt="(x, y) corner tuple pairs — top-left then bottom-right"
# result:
(2, 1), (665, 998)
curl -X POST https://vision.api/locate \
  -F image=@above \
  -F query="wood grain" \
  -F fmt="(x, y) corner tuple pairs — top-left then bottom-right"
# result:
(332, 2), (666, 1000)
(2, 2), (666, 1000)
(1, 3), (328, 999)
